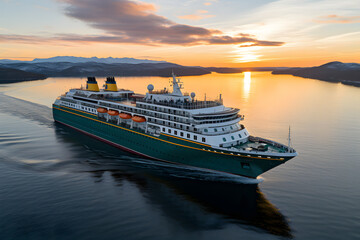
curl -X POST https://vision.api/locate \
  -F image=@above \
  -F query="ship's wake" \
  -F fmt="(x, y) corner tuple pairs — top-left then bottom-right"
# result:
(0, 93), (53, 127)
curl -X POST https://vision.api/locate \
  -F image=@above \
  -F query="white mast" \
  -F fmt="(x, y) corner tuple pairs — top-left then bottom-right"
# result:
(288, 126), (291, 152)
(171, 71), (183, 96)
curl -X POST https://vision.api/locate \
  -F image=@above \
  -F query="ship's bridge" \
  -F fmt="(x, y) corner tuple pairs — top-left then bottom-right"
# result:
(142, 72), (223, 110)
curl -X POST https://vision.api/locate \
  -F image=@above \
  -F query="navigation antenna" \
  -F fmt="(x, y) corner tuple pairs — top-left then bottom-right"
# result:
(287, 126), (292, 152)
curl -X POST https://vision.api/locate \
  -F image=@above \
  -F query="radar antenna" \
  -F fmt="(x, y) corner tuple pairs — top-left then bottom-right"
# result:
(170, 71), (184, 96)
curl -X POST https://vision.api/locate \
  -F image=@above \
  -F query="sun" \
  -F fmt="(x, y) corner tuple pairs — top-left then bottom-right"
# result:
(232, 46), (263, 63)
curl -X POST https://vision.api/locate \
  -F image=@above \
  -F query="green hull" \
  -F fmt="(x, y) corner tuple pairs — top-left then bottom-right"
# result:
(52, 105), (292, 178)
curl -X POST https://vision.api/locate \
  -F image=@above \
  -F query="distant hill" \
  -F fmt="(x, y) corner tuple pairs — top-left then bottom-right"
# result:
(1, 57), (359, 87)
(0, 67), (47, 83)
(272, 61), (360, 87)
(0, 61), (210, 78)
(0, 56), (168, 64)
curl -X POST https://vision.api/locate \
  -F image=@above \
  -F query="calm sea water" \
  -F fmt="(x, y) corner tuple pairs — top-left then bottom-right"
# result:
(0, 72), (359, 240)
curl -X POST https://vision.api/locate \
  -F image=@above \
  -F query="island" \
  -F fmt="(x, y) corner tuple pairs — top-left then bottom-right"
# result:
(0, 67), (47, 84)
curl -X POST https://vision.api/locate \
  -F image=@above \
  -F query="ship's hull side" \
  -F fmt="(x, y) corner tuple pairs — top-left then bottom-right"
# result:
(53, 105), (293, 178)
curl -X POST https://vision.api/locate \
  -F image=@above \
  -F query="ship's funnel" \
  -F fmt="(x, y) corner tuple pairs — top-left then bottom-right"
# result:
(86, 77), (100, 92)
(105, 77), (118, 91)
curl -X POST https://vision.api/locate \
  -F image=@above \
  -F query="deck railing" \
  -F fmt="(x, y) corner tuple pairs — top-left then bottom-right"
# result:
(137, 99), (222, 109)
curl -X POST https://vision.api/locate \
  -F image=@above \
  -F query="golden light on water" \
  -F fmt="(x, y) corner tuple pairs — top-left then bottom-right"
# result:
(243, 72), (251, 99)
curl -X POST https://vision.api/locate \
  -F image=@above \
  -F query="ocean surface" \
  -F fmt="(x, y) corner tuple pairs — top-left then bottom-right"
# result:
(0, 72), (359, 240)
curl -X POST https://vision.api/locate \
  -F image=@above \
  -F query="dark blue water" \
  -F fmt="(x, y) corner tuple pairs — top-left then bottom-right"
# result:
(0, 73), (360, 239)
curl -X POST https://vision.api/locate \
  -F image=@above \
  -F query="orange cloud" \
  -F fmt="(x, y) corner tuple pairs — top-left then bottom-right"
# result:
(198, 10), (208, 14)
(178, 9), (215, 20)
(315, 15), (360, 24)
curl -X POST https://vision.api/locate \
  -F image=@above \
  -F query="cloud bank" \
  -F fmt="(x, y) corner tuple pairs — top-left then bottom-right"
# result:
(60, 0), (283, 47)
(0, 0), (284, 47)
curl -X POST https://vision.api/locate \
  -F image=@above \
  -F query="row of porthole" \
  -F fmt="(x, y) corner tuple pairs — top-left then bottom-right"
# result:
(200, 148), (283, 160)
(163, 127), (206, 143)
(204, 124), (238, 133)
(61, 101), (96, 114)
(222, 132), (247, 142)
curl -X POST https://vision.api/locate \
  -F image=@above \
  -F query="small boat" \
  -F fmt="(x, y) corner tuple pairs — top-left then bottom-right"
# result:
(108, 110), (119, 116)
(119, 113), (132, 119)
(132, 116), (146, 123)
(97, 107), (107, 113)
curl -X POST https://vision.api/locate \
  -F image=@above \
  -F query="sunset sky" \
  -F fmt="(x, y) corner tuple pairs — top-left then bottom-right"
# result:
(1, 0), (359, 67)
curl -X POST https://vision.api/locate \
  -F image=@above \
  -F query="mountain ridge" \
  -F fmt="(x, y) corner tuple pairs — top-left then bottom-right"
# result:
(0, 56), (168, 64)
(272, 61), (360, 87)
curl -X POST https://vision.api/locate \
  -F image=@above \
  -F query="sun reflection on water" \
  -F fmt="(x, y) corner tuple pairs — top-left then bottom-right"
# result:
(243, 72), (251, 99)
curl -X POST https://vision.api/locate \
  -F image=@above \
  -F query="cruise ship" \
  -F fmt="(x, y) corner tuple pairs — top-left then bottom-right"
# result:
(52, 73), (297, 178)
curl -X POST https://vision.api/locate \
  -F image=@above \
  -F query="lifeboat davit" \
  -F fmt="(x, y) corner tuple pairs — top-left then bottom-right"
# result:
(97, 107), (107, 113)
(119, 113), (132, 119)
(108, 110), (119, 116)
(132, 116), (146, 123)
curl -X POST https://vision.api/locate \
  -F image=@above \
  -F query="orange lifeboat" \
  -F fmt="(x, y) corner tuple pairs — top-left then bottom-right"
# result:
(132, 115), (146, 123)
(119, 113), (132, 119)
(108, 110), (119, 116)
(97, 107), (107, 113)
